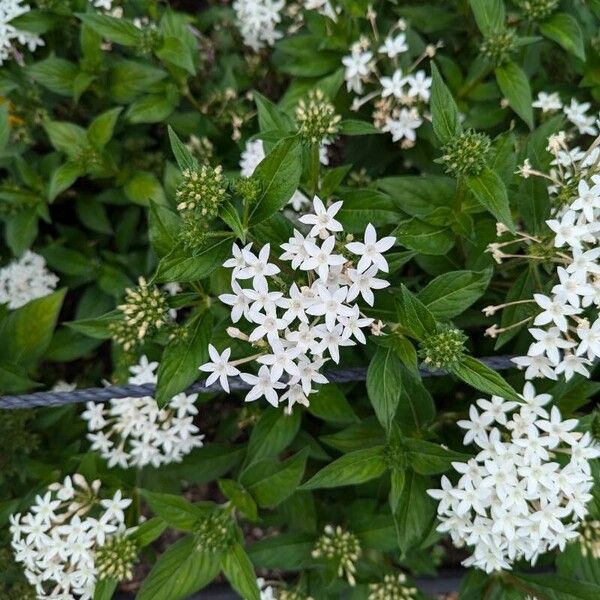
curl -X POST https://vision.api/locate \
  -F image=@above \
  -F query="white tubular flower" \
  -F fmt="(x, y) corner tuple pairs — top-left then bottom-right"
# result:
(378, 33), (408, 57)
(345, 223), (396, 273)
(429, 386), (600, 574)
(0, 250), (58, 309)
(0, 0), (44, 66)
(208, 200), (395, 409)
(10, 476), (134, 599)
(233, 0), (284, 51)
(82, 356), (204, 468)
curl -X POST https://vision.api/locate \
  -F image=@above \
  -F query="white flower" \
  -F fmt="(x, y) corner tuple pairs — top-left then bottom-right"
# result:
(346, 265), (390, 306)
(240, 365), (285, 407)
(380, 69), (406, 99)
(82, 356), (204, 468)
(532, 91), (562, 112)
(240, 139), (265, 176)
(236, 243), (281, 288)
(345, 223), (395, 273)
(378, 33), (408, 57)
(0, 0), (44, 65)
(429, 386), (598, 574)
(0, 250), (58, 309)
(306, 284), (354, 331)
(199, 345), (241, 393)
(533, 293), (580, 331)
(301, 235), (346, 281)
(381, 108), (423, 142)
(563, 99), (597, 135)
(406, 70), (432, 102)
(576, 319), (600, 359)
(546, 210), (586, 249)
(299, 196), (344, 238)
(571, 178), (600, 222)
(342, 45), (373, 94)
(233, 0), (284, 51)
(527, 326), (576, 364)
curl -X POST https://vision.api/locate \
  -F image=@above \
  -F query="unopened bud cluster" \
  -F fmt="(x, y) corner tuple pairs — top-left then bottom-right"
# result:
(579, 520), (600, 559)
(113, 277), (169, 350)
(311, 525), (361, 586)
(368, 573), (418, 600)
(176, 165), (227, 250)
(95, 534), (138, 581)
(479, 29), (516, 66)
(296, 89), (341, 144)
(516, 0), (559, 20)
(440, 130), (491, 178)
(419, 325), (467, 370)
(135, 24), (161, 56)
(194, 510), (234, 553)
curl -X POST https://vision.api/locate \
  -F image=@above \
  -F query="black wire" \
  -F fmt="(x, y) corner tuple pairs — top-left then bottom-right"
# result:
(0, 356), (516, 409)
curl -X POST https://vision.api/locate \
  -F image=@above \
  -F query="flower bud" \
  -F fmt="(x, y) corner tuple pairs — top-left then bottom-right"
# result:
(295, 89), (341, 144)
(419, 325), (467, 370)
(440, 129), (491, 178)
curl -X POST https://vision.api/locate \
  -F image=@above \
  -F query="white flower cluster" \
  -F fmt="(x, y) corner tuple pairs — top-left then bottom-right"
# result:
(199, 196), (394, 411)
(10, 474), (132, 599)
(82, 356), (204, 468)
(0, 250), (58, 309)
(341, 20), (433, 146)
(239, 138), (329, 211)
(511, 135), (600, 381)
(0, 0), (44, 65)
(428, 383), (600, 574)
(533, 92), (598, 136)
(233, 0), (284, 51)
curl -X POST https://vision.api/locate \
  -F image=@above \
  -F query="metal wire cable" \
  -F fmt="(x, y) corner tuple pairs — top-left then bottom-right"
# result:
(0, 355), (516, 410)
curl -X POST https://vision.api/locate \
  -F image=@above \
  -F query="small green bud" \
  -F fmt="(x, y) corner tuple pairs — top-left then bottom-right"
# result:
(579, 520), (600, 559)
(176, 165), (227, 220)
(109, 319), (140, 353)
(368, 573), (418, 600)
(516, 0), (559, 21)
(194, 510), (235, 553)
(234, 176), (262, 205)
(180, 213), (209, 252)
(96, 535), (138, 582)
(419, 325), (467, 370)
(440, 129), (491, 178)
(312, 525), (361, 586)
(135, 24), (162, 56)
(479, 29), (516, 66)
(296, 89), (341, 144)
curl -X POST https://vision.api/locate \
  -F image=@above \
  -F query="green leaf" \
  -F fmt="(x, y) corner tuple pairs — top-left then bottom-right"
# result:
(241, 449), (308, 508)
(393, 470), (436, 554)
(128, 517), (168, 548)
(320, 419), (385, 453)
(430, 62), (461, 144)
(254, 91), (293, 134)
(540, 13), (585, 61)
(393, 218), (455, 255)
(245, 408), (301, 466)
(469, 0), (505, 36)
(248, 532), (314, 570)
(395, 285), (438, 341)
(397, 365), (436, 433)
(451, 355), (521, 401)
(307, 384), (359, 424)
(3, 289), (66, 365)
(154, 236), (233, 283)
(218, 480), (258, 521)
(512, 574), (600, 600)
(221, 543), (260, 600)
(66, 310), (120, 340)
(155, 311), (212, 407)
(0, 104), (8, 151)
(87, 107), (122, 148)
(418, 269), (492, 319)
(338, 119), (382, 135)
(28, 56), (77, 96)
(148, 202), (180, 257)
(403, 438), (469, 475)
(167, 126), (198, 172)
(0, 363), (41, 393)
(136, 536), (220, 600)
(249, 137), (302, 225)
(109, 59), (167, 104)
(48, 162), (83, 201)
(141, 490), (202, 531)
(167, 444), (244, 485)
(466, 166), (515, 232)
(94, 578), (118, 600)
(367, 346), (403, 431)
(219, 200), (246, 242)
(76, 13), (141, 46)
(495, 61), (533, 129)
(156, 36), (196, 74)
(126, 88), (179, 124)
(300, 446), (387, 490)
(43, 121), (87, 156)
(124, 171), (166, 206)
(5, 208), (38, 256)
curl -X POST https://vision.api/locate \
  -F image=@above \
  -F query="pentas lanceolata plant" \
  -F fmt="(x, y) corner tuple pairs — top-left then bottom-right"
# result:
(82, 356), (204, 468)
(428, 383), (600, 573)
(10, 475), (134, 599)
(342, 17), (437, 146)
(199, 196), (394, 412)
